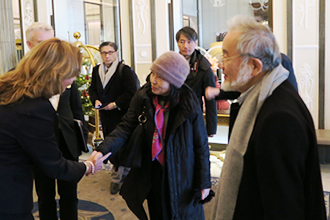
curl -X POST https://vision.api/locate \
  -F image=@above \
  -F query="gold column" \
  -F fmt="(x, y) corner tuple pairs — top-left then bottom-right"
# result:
(0, 0), (17, 75)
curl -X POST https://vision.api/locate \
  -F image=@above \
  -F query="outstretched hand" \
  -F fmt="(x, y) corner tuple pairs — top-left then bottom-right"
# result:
(205, 86), (220, 100)
(85, 151), (111, 176)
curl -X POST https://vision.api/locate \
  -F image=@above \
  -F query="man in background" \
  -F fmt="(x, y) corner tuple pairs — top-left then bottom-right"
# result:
(88, 41), (140, 194)
(176, 26), (217, 136)
(27, 22), (88, 220)
(210, 16), (326, 219)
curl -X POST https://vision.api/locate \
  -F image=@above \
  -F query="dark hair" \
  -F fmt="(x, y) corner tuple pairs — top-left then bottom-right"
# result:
(146, 83), (181, 109)
(175, 26), (198, 42)
(99, 41), (118, 52)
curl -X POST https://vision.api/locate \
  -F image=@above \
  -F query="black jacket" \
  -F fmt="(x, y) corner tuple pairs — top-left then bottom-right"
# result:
(96, 83), (211, 219)
(185, 50), (217, 135)
(231, 81), (326, 219)
(89, 63), (140, 135)
(57, 82), (88, 158)
(0, 97), (86, 217)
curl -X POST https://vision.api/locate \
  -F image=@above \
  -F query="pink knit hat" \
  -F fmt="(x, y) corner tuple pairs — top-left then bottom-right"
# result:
(150, 51), (190, 88)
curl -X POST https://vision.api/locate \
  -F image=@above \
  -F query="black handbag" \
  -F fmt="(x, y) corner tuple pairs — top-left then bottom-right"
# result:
(110, 107), (148, 168)
(73, 119), (89, 152)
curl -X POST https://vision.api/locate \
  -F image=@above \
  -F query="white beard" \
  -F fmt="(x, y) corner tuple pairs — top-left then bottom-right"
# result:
(222, 63), (253, 91)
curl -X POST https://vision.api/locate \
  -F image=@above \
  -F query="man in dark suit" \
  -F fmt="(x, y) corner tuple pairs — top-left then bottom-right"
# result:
(176, 27), (217, 137)
(26, 22), (89, 220)
(209, 16), (326, 219)
(88, 41), (140, 194)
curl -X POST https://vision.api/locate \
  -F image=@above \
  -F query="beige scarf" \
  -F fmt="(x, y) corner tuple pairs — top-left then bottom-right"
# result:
(98, 57), (119, 88)
(211, 64), (289, 219)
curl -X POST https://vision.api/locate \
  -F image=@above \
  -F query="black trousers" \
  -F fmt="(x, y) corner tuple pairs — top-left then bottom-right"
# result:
(127, 160), (170, 220)
(34, 132), (79, 220)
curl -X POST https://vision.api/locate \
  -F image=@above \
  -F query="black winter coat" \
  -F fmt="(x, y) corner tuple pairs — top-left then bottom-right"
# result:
(185, 50), (217, 135)
(88, 63), (140, 135)
(96, 83), (211, 219)
(232, 81), (326, 219)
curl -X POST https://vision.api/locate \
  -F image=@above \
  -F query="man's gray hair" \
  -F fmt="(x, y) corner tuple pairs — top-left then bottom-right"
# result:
(26, 22), (54, 41)
(228, 15), (281, 72)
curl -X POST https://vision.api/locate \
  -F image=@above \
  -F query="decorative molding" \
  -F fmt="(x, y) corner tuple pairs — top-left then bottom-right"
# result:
(135, 44), (152, 47)
(24, 1), (34, 29)
(140, 50), (147, 58)
(136, 61), (153, 64)
(297, 63), (314, 111)
(135, 0), (149, 35)
(297, 0), (315, 29)
(294, 45), (318, 49)
(210, 0), (225, 7)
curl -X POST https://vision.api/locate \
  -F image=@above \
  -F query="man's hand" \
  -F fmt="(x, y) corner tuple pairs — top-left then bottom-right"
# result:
(95, 100), (102, 108)
(100, 102), (116, 111)
(205, 86), (220, 100)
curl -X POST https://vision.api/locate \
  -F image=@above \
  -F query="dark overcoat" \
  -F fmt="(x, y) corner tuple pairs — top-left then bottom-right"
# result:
(89, 63), (140, 135)
(185, 50), (217, 135)
(97, 83), (211, 219)
(232, 80), (326, 219)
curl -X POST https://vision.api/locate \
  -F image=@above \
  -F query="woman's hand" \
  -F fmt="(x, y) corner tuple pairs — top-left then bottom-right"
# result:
(85, 151), (111, 175)
(201, 188), (211, 200)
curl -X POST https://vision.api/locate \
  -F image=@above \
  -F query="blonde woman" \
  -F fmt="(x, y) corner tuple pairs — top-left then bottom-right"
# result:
(0, 38), (109, 220)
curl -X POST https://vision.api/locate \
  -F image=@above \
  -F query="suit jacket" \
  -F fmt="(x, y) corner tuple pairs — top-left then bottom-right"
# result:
(0, 97), (86, 216)
(89, 63), (140, 136)
(185, 50), (217, 135)
(57, 82), (88, 158)
(231, 80), (326, 219)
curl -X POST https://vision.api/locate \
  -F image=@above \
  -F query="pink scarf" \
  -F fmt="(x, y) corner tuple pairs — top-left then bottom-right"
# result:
(152, 96), (169, 166)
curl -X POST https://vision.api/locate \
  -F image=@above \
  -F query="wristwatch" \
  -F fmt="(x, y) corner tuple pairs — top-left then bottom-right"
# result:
(113, 102), (118, 109)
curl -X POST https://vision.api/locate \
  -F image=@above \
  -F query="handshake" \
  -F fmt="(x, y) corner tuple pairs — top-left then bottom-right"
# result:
(83, 151), (111, 176)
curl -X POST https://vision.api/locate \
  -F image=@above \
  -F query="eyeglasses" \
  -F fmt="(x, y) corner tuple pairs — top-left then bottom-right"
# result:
(219, 53), (258, 63)
(100, 51), (116, 56)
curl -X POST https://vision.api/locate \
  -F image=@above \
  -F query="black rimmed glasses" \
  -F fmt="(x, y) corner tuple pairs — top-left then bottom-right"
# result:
(100, 50), (116, 56)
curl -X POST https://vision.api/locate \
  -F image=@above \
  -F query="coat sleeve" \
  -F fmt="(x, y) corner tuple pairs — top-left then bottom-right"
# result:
(252, 110), (320, 218)
(70, 82), (88, 142)
(88, 66), (99, 105)
(192, 111), (212, 189)
(215, 90), (241, 100)
(114, 65), (140, 110)
(96, 90), (142, 155)
(203, 68), (217, 135)
(17, 104), (86, 182)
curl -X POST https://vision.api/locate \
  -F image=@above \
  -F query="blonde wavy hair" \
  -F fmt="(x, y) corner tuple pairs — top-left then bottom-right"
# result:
(0, 38), (82, 105)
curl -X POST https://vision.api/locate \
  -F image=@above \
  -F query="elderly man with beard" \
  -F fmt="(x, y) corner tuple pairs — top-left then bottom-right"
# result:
(206, 16), (326, 220)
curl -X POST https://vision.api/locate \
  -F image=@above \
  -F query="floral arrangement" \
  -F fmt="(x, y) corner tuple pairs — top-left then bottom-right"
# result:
(76, 59), (94, 117)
